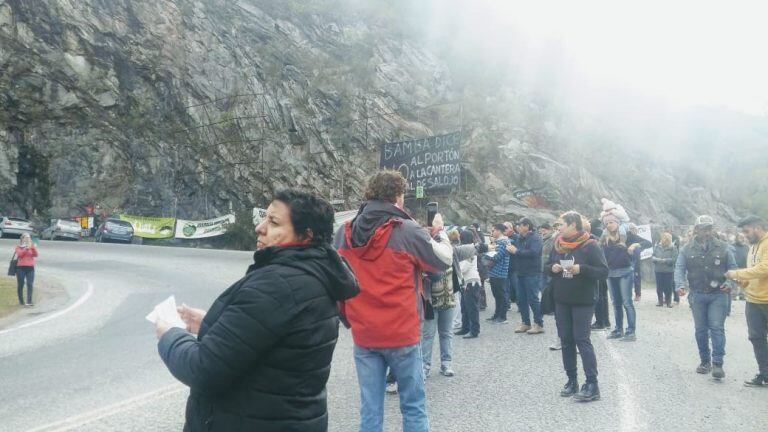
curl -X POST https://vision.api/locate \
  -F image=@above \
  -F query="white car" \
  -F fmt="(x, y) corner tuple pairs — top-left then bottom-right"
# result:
(0, 217), (34, 238)
(41, 219), (82, 241)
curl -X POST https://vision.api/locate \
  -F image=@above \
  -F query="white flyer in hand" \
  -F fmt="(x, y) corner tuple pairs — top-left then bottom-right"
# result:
(145, 295), (186, 329)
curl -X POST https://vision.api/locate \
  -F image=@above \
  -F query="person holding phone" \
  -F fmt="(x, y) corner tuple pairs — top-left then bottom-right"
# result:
(14, 233), (38, 307)
(547, 212), (608, 402)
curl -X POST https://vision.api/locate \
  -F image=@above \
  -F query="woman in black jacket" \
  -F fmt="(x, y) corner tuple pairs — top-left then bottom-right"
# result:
(155, 190), (359, 432)
(599, 215), (652, 342)
(547, 212), (609, 402)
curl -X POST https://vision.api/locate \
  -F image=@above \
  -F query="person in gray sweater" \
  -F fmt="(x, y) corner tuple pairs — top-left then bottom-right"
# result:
(652, 233), (678, 307)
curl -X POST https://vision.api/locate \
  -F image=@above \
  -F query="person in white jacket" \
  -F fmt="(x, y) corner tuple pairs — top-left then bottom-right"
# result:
(455, 230), (485, 338)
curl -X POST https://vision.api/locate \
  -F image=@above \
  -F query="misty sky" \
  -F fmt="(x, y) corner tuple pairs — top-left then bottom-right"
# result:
(416, 0), (768, 116)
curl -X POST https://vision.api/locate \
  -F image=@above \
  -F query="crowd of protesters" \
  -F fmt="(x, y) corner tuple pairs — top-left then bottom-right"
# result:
(154, 168), (768, 432)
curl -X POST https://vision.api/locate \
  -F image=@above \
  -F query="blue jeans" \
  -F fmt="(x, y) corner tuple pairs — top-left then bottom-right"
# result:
(421, 307), (455, 371)
(690, 291), (729, 364)
(354, 344), (429, 432)
(608, 270), (636, 333)
(16, 266), (35, 304)
(506, 271), (518, 306)
(516, 274), (543, 326)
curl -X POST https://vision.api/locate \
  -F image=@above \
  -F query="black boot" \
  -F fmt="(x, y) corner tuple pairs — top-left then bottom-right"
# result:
(574, 382), (601, 402)
(454, 329), (470, 336)
(560, 378), (578, 397)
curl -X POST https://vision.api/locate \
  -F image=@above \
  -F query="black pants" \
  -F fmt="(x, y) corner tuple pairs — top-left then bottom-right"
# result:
(593, 279), (611, 327)
(746, 302), (768, 376)
(460, 282), (481, 335)
(16, 265), (35, 305)
(556, 302), (598, 382)
(655, 272), (674, 305)
(490, 277), (507, 320)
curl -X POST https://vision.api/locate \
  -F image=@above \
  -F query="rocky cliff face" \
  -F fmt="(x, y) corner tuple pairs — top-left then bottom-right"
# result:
(0, 0), (754, 229)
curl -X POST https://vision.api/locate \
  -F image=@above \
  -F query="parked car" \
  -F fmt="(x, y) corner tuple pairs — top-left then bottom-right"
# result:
(41, 219), (82, 241)
(0, 216), (34, 238)
(95, 218), (134, 243)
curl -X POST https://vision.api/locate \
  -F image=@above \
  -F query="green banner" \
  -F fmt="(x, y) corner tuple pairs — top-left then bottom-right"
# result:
(119, 215), (176, 239)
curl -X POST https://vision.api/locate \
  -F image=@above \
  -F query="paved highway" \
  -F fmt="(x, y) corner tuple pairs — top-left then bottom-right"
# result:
(0, 239), (765, 431)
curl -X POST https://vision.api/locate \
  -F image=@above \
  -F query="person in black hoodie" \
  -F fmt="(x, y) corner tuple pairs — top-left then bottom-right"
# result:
(547, 212), (609, 402)
(155, 189), (359, 432)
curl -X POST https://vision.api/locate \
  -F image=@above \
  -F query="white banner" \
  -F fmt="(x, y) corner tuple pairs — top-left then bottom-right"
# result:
(636, 224), (654, 260)
(175, 214), (235, 239)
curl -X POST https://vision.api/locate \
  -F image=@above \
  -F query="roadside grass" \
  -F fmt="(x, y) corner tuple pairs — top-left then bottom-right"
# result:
(0, 277), (19, 318)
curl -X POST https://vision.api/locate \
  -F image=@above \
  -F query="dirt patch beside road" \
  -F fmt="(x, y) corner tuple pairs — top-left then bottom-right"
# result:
(0, 275), (68, 329)
(0, 277), (20, 318)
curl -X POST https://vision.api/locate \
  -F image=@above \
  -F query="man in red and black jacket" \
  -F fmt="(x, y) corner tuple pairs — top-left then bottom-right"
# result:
(335, 170), (452, 432)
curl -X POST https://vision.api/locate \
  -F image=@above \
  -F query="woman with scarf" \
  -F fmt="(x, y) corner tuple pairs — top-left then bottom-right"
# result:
(547, 211), (609, 402)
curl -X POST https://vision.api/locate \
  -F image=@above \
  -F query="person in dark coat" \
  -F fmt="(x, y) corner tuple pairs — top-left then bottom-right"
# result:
(155, 189), (359, 432)
(547, 211), (609, 402)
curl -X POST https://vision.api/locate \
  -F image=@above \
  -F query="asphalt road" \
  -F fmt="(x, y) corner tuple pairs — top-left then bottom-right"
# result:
(0, 238), (766, 432)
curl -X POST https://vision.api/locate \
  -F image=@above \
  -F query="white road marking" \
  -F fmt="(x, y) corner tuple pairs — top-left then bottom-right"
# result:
(604, 340), (648, 432)
(0, 281), (94, 336)
(25, 383), (186, 432)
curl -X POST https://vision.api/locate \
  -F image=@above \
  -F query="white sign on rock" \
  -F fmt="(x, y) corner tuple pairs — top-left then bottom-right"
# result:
(175, 214), (235, 239)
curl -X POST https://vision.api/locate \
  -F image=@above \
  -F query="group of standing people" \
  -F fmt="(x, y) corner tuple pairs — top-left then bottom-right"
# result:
(145, 170), (768, 432)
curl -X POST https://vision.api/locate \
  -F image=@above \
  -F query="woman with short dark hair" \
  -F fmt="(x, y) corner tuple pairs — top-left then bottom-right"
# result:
(547, 211), (609, 402)
(155, 189), (359, 432)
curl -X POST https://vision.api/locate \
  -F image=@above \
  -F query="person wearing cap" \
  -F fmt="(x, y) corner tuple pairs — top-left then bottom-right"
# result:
(726, 215), (768, 387)
(674, 215), (737, 379)
(507, 217), (545, 334)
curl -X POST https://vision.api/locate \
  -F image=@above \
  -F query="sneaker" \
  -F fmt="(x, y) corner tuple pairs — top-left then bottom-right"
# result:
(549, 341), (562, 351)
(607, 330), (623, 339)
(744, 374), (768, 387)
(696, 362), (712, 374)
(454, 329), (470, 336)
(440, 364), (455, 377)
(494, 318), (508, 324)
(526, 324), (544, 334)
(385, 382), (398, 394)
(620, 332), (636, 342)
(514, 324), (532, 333)
(712, 364), (725, 379)
(462, 333), (479, 339)
(590, 323), (605, 330)
(573, 382), (601, 402)
(485, 316), (498, 322)
(655, 302), (663, 307)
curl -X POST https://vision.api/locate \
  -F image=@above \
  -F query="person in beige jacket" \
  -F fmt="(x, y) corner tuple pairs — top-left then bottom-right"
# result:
(727, 215), (768, 387)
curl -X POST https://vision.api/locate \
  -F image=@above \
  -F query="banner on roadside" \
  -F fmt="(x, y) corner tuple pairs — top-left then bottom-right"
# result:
(119, 215), (176, 239)
(175, 214), (235, 239)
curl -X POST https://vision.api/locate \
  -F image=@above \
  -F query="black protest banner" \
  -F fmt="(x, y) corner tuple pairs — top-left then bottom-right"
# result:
(379, 132), (461, 193)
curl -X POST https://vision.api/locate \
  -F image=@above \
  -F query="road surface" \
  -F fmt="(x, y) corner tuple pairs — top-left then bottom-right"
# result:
(0, 239), (765, 431)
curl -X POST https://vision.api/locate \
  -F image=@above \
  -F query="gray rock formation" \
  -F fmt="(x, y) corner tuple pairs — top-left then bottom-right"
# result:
(0, 0), (757, 232)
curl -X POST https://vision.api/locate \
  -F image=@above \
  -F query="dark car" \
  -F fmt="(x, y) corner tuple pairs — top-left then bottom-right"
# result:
(95, 218), (134, 243)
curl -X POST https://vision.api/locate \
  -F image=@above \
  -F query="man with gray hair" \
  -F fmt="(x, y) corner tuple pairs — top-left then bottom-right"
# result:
(675, 215), (737, 380)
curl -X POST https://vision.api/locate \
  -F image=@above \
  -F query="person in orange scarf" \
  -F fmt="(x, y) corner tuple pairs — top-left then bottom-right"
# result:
(546, 211), (609, 402)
